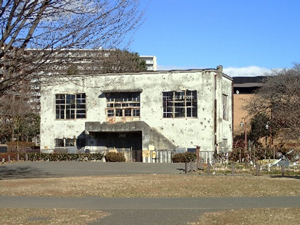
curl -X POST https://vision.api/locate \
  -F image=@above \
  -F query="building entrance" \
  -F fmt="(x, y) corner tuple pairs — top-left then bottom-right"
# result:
(104, 131), (142, 162)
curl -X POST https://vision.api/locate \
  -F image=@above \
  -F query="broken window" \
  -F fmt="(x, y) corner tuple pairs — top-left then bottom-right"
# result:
(106, 92), (140, 117)
(65, 138), (75, 146)
(163, 90), (197, 118)
(55, 93), (86, 119)
(55, 139), (64, 147)
(222, 94), (228, 121)
(55, 138), (76, 148)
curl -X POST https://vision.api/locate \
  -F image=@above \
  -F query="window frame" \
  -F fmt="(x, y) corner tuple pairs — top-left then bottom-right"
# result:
(55, 138), (76, 148)
(55, 93), (86, 120)
(163, 90), (197, 118)
(105, 92), (141, 118)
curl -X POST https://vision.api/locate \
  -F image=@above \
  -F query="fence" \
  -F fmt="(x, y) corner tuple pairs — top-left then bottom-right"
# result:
(35, 146), (217, 164)
(84, 147), (175, 163)
(143, 150), (174, 163)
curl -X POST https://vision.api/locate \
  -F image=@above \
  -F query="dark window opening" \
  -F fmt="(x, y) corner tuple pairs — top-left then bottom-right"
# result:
(55, 93), (86, 119)
(163, 90), (197, 118)
(106, 92), (140, 118)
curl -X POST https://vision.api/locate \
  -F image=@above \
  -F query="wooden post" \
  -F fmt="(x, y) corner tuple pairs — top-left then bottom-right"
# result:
(253, 145), (256, 164)
(255, 164), (260, 176)
(207, 158), (210, 175)
(231, 162), (235, 175)
(185, 161), (188, 174)
(199, 157), (203, 170)
(8, 154), (10, 163)
(196, 146), (200, 170)
(281, 165), (285, 176)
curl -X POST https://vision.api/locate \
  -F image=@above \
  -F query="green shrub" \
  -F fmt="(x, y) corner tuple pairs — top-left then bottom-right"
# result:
(105, 152), (126, 162)
(172, 152), (197, 163)
(0, 153), (104, 162)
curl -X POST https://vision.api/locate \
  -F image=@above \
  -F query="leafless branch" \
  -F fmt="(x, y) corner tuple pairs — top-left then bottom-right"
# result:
(1, 0), (144, 95)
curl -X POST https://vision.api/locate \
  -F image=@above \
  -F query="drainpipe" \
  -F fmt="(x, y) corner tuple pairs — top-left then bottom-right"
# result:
(215, 65), (223, 149)
(214, 73), (217, 148)
(232, 81), (234, 150)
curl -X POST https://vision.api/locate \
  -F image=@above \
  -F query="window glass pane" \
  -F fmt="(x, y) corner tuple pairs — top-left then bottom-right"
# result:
(174, 91), (184, 100)
(175, 107), (185, 117)
(60, 110), (65, 119)
(107, 109), (114, 117)
(71, 110), (75, 119)
(55, 139), (64, 147)
(77, 104), (85, 109)
(116, 109), (122, 116)
(192, 108), (197, 117)
(66, 138), (75, 146)
(77, 109), (85, 114)
(66, 110), (70, 119)
(66, 94), (75, 104)
(133, 109), (140, 117)
(125, 109), (131, 116)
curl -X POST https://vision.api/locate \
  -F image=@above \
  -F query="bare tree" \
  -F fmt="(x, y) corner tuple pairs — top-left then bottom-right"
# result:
(0, 79), (40, 144)
(0, 0), (144, 95)
(246, 64), (300, 140)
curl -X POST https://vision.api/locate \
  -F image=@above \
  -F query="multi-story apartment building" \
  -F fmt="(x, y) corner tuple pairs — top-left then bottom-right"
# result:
(140, 56), (157, 71)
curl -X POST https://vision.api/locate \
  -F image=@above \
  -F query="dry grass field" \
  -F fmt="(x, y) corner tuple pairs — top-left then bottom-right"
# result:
(1, 174), (300, 197)
(0, 173), (300, 224)
(191, 208), (300, 225)
(1, 208), (109, 225)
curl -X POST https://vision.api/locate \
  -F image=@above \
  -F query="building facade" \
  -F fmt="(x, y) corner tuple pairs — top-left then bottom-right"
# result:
(233, 76), (265, 138)
(140, 56), (157, 71)
(40, 66), (233, 162)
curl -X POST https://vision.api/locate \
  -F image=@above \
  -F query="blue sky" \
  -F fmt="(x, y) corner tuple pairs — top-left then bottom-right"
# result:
(129, 0), (300, 76)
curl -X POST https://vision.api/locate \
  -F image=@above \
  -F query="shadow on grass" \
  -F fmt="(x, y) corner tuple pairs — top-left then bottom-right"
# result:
(270, 175), (300, 180)
(0, 166), (53, 180)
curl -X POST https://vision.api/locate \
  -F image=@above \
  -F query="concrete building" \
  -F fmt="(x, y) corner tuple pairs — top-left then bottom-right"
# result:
(40, 66), (233, 162)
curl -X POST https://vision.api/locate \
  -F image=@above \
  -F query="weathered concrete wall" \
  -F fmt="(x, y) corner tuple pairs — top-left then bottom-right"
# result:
(40, 69), (232, 155)
(217, 66), (233, 152)
(85, 121), (176, 150)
